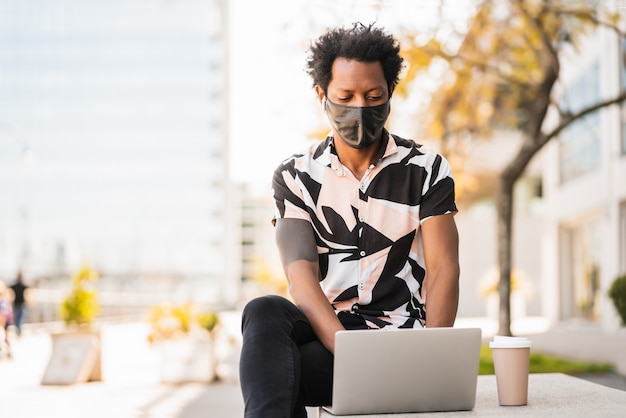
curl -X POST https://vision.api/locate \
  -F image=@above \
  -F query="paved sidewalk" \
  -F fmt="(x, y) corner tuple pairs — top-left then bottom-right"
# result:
(0, 321), (246, 418)
(527, 326), (626, 372)
(522, 324), (626, 390)
(1, 316), (625, 418)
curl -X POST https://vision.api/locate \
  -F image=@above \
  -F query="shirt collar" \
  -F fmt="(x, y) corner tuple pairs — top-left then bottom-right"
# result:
(314, 129), (398, 174)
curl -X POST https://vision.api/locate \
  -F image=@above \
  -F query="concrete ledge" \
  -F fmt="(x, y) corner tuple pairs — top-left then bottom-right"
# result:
(319, 373), (626, 417)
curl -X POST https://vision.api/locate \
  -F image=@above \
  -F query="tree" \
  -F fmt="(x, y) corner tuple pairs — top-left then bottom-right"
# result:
(401, 0), (626, 335)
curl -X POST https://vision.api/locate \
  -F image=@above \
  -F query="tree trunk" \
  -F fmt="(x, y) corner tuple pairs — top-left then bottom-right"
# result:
(495, 175), (514, 336)
(494, 133), (546, 336)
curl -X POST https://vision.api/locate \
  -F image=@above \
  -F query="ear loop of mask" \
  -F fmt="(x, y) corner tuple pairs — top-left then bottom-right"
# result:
(321, 97), (327, 112)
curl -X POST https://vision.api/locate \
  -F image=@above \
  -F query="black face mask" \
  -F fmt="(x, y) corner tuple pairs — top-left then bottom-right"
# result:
(324, 98), (390, 149)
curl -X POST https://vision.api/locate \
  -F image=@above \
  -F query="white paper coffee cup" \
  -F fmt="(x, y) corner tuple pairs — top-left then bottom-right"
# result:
(490, 336), (532, 406)
(489, 336), (532, 349)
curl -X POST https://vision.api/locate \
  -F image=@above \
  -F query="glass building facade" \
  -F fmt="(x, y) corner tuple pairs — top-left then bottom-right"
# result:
(558, 62), (601, 183)
(0, 0), (235, 304)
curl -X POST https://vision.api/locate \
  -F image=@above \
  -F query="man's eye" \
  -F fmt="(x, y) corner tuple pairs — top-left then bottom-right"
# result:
(368, 95), (383, 101)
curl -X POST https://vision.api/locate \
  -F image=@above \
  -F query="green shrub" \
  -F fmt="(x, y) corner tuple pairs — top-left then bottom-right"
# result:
(479, 344), (613, 375)
(147, 302), (220, 344)
(197, 311), (220, 334)
(60, 263), (100, 327)
(608, 275), (626, 326)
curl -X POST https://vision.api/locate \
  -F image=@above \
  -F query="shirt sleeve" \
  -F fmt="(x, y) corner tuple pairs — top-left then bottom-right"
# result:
(419, 153), (458, 221)
(271, 157), (312, 226)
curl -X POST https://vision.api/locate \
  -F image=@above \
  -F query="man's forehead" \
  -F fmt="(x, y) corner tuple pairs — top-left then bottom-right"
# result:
(329, 58), (386, 88)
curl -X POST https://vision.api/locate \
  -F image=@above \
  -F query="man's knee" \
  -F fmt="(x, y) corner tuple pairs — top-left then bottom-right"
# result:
(241, 295), (293, 331)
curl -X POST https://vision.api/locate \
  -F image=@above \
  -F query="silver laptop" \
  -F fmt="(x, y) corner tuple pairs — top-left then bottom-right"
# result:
(324, 327), (481, 415)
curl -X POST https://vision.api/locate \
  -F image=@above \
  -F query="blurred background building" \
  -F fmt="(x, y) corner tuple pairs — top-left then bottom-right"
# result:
(0, 0), (240, 317)
(541, 20), (626, 331)
(0, 0), (624, 334)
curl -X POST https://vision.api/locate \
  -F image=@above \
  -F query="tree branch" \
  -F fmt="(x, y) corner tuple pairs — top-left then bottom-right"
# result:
(515, 0), (560, 77)
(419, 44), (532, 88)
(550, 97), (570, 119)
(502, 91), (626, 184)
(539, 5), (626, 38)
(541, 91), (626, 146)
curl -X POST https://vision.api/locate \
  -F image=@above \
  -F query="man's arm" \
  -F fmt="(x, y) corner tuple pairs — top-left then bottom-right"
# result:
(421, 213), (460, 327)
(275, 218), (345, 353)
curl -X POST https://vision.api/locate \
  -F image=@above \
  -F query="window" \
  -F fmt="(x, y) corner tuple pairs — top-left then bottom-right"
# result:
(558, 62), (601, 182)
(620, 38), (626, 154)
(561, 216), (602, 321)
(621, 107), (626, 155)
(619, 201), (626, 274)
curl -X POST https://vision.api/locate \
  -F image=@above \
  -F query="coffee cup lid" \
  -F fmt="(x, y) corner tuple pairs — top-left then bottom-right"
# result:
(489, 335), (532, 348)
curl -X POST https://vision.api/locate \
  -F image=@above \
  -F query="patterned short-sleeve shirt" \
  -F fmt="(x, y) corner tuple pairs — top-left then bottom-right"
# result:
(272, 130), (457, 329)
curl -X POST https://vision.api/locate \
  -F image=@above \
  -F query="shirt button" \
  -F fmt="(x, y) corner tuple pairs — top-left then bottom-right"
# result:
(359, 183), (365, 191)
(359, 250), (366, 257)
(359, 283), (365, 290)
(359, 216), (364, 222)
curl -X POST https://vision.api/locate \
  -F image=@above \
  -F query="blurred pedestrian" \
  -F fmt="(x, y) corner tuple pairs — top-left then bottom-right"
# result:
(0, 282), (13, 358)
(9, 270), (29, 337)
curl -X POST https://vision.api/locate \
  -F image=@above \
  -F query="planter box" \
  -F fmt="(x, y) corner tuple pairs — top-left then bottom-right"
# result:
(41, 330), (102, 385)
(158, 338), (215, 383)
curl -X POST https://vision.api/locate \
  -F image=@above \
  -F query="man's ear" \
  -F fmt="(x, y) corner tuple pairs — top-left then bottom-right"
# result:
(389, 84), (396, 98)
(315, 85), (325, 103)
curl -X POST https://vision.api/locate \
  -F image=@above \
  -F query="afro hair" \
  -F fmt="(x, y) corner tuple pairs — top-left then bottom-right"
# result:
(306, 22), (404, 94)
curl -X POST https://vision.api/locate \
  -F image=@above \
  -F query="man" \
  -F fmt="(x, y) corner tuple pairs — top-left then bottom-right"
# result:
(10, 270), (28, 336)
(239, 23), (460, 418)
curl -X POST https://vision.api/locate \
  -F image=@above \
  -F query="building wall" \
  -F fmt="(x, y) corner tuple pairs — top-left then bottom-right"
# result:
(455, 194), (544, 319)
(542, 21), (626, 330)
(0, 0), (239, 307)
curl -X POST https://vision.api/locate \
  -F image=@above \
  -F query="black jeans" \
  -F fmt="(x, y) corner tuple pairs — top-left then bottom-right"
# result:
(239, 295), (335, 418)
